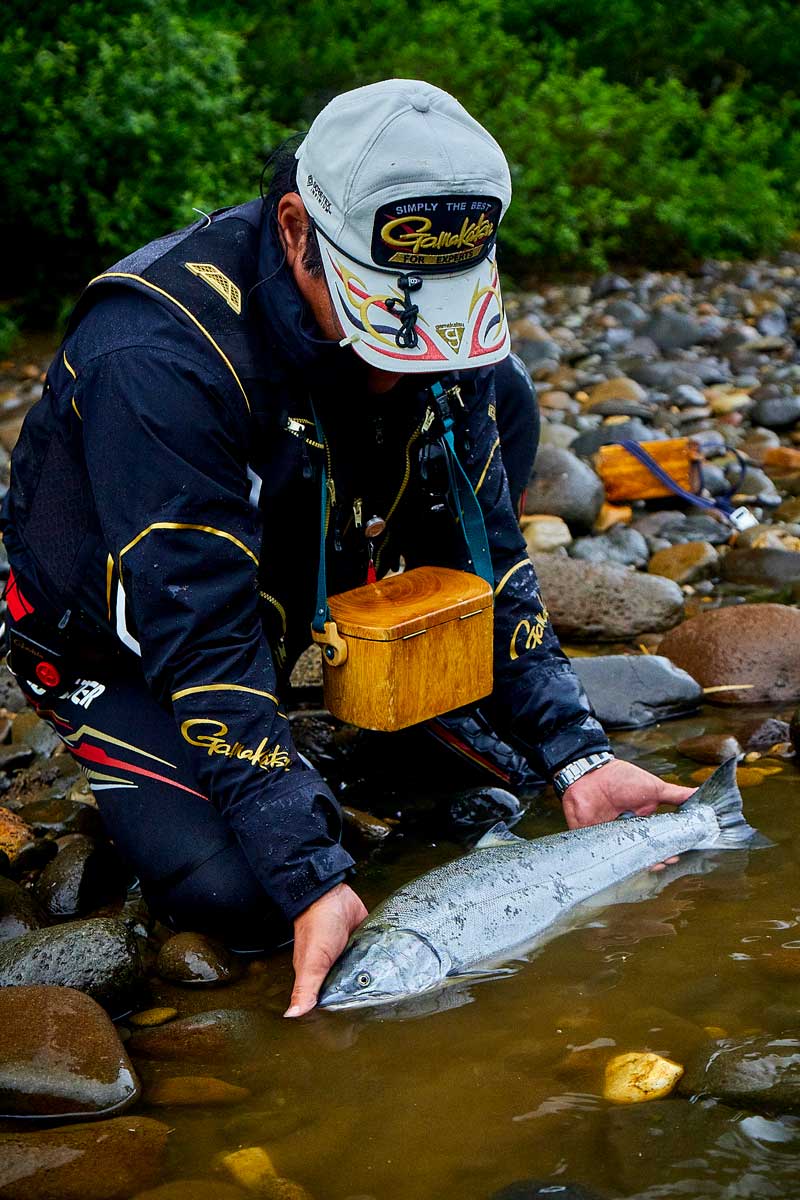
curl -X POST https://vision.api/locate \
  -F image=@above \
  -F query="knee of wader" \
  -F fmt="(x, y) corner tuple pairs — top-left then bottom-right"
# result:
(147, 844), (290, 952)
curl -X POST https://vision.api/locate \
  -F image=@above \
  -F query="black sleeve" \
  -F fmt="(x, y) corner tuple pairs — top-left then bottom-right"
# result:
(460, 369), (611, 776)
(79, 342), (353, 921)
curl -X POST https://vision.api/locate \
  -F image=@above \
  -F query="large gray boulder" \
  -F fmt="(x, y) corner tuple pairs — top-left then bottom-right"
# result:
(0, 917), (144, 1018)
(524, 446), (604, 532)
(533, 555), (685, 641)
(571, 654), (702, 728)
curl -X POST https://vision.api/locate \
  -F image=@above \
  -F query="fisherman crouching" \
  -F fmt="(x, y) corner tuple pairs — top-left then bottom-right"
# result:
(0, 79), (693, 1016)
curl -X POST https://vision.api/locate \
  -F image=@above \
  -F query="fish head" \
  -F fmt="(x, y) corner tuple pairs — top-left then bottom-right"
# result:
(317, 926), (449, 1010)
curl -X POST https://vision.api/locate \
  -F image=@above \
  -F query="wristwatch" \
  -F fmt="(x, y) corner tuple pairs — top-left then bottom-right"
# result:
(553, 751), (614, 799)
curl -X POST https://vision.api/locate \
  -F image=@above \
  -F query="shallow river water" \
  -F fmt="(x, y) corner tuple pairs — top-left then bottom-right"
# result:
(143, 703), (799, 1200)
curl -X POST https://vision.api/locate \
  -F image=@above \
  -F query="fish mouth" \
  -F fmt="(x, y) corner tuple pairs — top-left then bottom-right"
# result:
(316, 987), (413, 1011)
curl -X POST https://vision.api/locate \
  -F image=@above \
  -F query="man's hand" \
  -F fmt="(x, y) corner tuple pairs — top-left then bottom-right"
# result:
(562, 758), (695, 830)
(284, 882), (368, 1018)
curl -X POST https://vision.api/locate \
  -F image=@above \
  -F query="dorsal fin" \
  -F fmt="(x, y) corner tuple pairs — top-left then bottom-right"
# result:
(474, 821), (526, 850)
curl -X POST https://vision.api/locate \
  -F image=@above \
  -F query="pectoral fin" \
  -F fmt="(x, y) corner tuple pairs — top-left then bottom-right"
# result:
(474, 822), (526, 850)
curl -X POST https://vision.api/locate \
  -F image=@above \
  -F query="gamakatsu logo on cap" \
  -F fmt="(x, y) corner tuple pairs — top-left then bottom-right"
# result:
(371, 195), (501, 273)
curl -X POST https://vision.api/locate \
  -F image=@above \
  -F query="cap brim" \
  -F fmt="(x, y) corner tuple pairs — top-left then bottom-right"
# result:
(317, 231), (510, 373)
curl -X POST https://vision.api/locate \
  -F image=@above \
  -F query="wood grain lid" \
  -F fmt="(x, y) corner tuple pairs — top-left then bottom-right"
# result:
(328, 566), (493, 641)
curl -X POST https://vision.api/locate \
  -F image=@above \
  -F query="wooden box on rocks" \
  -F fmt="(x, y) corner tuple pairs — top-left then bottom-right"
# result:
(317, 566), (493, 732)
(595, 437), (699, 502)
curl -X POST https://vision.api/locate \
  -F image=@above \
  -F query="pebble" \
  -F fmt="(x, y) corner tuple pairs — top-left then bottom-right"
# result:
(144, 1074), (250, 1107)
(680, 1035), (800, 1110)
(569, 526), (649, 568)
(659, 603), (800, 705)
(0, 984), (139, 1118)
(33, 835), (122, 919)
(522, 514), (572, 553)
(0, 1115), (169, 1200)
(129, 1007), (178, 1027)
(156, 932), (238, 986)
(690, 765), (769, 788)
(603, 1051), (684, 1103)
(676, 733), (742, 764)
(648, 541), (719, 584)
(586, 377), (648, 405)
(721, 546), (800, 586)
(127, 1008), (258, 1060)
(10, 712), (62, 757)
(341, 805), (396, 841)
(17, 795), (104, 839)
(533, 555), (684, 641)
(524, 446), (604, 531)
(0, 806), (33, 863)
(740, 717), (792, 751)
(0, 875), (45, 942)
(0, 917), (144, 1018)
(217, 1146), (277, 1191)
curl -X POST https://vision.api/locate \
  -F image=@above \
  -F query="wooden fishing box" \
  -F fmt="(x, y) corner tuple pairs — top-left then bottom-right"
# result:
(594, 437), (700, 502)
(313, 566), (493, 732)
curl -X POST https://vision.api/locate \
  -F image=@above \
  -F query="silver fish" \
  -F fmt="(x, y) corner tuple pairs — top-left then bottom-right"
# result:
(318, 759), (767, 1010)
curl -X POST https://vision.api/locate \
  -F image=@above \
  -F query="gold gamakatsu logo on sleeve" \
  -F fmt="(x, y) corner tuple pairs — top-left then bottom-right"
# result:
(509, 606), (550, 660)
(181, 719), (290, 770)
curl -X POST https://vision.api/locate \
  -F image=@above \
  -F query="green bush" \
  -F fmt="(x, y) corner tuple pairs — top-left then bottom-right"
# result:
(2, 0), (799, 317)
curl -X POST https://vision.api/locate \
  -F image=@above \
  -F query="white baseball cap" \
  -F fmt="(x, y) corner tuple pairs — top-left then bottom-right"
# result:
(295, 79), (512, 373)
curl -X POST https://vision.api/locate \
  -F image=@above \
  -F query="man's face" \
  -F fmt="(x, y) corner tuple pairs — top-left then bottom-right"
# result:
(277, 191), (403, 394)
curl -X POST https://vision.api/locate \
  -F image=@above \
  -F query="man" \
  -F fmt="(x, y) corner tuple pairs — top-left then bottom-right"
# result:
(1, 80), (692, 1016)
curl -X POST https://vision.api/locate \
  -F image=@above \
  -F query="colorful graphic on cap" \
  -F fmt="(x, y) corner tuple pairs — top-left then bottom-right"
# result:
(371, 195), (501, 273)
(324, 245), (508, 369)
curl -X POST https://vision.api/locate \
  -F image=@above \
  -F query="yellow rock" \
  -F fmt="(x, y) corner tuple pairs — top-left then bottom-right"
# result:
(703, 1025), (728, 1038)
(603, 1051), (684, 1103)
(690, 765), (769, 788)
(594, 502), (633, 533)
(0, 806), (33, 863)
(129, 1007), (178, 1027)
(522, 514), (572, 554)
(218, 1146), (278, 1191)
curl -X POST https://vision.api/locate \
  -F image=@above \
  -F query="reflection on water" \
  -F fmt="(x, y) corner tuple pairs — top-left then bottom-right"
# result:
(147, 705), (800, 1200)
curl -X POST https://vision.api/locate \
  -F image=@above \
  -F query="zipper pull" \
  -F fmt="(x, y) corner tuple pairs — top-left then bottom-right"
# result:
(366, 540), (377, 584)
(333, 506), (344, 552)
(421, 407), (435, 434)
(300, 440), (312, 479)
(327, 476), (336, 507)
(353, 497), (363, 530)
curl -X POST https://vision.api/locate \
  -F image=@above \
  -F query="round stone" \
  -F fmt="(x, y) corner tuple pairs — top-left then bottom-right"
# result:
(156, 932), (238, 986)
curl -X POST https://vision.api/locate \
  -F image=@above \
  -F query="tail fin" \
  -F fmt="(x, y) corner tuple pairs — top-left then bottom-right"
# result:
(687, 758), (772, 849)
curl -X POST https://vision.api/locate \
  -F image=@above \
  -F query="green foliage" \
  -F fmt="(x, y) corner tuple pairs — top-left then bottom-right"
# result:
(3, 0), (800, 316)
(0, 313), (20, 359)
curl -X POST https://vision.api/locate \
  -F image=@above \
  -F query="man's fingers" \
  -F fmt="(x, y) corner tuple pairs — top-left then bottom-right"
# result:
(285, 957), (332, 1017)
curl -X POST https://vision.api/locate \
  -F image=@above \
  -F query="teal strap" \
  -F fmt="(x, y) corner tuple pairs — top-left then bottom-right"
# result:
(311, 384), (494, 635)
(310, 401), (330, 635)
(430, 382), (495, 588)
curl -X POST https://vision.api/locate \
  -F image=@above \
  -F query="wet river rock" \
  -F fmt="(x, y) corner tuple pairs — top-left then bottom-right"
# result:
(0, 875), (45, 941)
(676, 733), (742, 765)
(156, 932), (239, 986)
(0, 1115), (169, 1200)
(647, 541), (719, 584)
(680, 1035), (800, 1111)
(128, 1008), (258, 1061)
(533, 555), (684, 641)
(658, 603), (800, 705)
(33, 835), (124, 919)
(569, 526), (649, 568)
(10, 711), (62, 757)
(16, 795), (104, 839)
(571, 654), (702, 729)
(0, 985), (139, 1118)
(0, 917), (144, 1017)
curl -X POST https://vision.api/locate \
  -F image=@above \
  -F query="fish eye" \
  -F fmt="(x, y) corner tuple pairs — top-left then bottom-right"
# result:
(356, 972), (372, 988)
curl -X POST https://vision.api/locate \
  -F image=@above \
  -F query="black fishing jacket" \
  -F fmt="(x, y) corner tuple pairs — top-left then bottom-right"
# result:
(1, 200), (609, 921)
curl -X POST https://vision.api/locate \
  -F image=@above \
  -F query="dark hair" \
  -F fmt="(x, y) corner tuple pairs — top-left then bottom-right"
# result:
(260, 135), (324, 278)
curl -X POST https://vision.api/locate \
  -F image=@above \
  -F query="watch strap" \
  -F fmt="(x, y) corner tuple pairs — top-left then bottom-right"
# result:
(553, 751), (614, 799)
